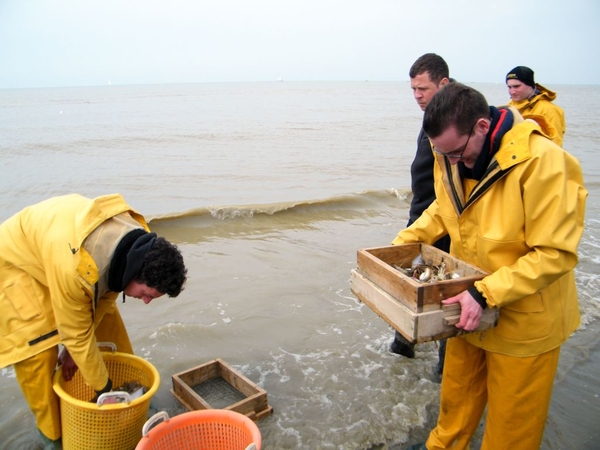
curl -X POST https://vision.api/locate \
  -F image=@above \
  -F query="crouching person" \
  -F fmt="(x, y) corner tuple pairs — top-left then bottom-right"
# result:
(0, 194), (187, 448)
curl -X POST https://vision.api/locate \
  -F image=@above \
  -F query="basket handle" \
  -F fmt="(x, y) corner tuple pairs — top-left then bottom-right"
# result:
(142, 411), (170, 436)
(96, 391), (131, 406)
(97, 341), (117, 352)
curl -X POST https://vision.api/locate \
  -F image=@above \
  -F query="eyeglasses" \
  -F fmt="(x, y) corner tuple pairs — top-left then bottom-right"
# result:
(432, 122), (476, 159)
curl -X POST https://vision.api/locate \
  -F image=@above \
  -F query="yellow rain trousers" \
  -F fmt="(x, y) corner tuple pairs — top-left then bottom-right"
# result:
(14, 307), (132, 441)
(425, 337), (560, 450)
(14, 347), (61, 441)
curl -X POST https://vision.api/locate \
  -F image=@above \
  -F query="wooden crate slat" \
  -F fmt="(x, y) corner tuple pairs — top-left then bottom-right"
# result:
(351, 269), (416, 341)
(171, 358), (273, 422)
(357, 243), (488, 313)
(357, 249), (423, 312)
(352, 244), (499, 344)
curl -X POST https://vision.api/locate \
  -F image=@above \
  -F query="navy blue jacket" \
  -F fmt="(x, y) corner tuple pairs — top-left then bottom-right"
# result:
(408, 128), (450, 252)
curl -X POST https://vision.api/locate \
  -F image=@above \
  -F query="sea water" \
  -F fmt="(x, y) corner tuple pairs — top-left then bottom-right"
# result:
(0, 81), (598, 449)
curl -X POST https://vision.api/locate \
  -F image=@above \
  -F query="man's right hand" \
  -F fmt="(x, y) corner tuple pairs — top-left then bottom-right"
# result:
(442, 290), (483, 331)
(58, 348), (79, 381)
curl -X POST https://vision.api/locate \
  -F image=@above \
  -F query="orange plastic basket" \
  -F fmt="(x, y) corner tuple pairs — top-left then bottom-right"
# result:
(135, 410), (262, 450)
(53, 351), (160, 450)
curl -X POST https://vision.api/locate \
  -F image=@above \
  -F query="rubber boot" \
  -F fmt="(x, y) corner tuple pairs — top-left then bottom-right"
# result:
(405, 443), (426, 450)
(434, 338), (447, 376)
(38, 430), (62, 450)
(390, 331), (415, 358)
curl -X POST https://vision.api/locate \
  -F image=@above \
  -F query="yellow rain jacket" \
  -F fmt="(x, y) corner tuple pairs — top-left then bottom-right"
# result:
(0, 194), (149, 391)
(509, 83), (566, 146)
(393, 109), (587, 357)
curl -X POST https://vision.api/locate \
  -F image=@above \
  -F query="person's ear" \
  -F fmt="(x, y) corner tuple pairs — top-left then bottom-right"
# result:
(476, 118), (491, 135)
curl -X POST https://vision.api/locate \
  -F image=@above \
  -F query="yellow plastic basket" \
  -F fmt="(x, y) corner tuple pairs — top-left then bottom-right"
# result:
(53, 351), (160, 450)
(135, 410), (262, 450)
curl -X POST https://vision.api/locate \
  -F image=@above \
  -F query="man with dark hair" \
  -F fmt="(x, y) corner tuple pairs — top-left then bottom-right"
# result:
(506, 65), (566, 145)
(397, 83), (587, 450)
(390, 53), (450, 376)
(0, 193), (187, 449)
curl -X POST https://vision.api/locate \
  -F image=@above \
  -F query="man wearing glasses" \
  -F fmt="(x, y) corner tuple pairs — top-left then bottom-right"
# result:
(389, 54), (451, 378)
(397, 83), (587, 450)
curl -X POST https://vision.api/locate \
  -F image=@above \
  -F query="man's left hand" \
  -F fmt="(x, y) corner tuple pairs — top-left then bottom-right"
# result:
(442, 290), (483, 331)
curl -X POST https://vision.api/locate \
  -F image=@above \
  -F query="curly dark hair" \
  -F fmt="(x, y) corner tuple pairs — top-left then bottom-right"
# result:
(136, 237), (187, 297)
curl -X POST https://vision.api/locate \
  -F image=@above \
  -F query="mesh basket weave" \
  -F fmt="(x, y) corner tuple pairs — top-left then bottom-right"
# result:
(135, 410), (262, 450)
(53, 352), (160, 450)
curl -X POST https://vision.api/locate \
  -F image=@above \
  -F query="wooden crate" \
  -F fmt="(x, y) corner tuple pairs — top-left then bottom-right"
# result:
(352, 243), (498, 343)
(171, 358), (273, 421)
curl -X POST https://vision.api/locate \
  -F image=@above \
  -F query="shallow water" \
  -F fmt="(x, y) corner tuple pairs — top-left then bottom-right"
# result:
(0, 81), (598, 449)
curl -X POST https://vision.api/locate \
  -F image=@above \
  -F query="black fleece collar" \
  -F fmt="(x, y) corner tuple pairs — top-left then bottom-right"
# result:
(108, 229), (157, 292)
(459, 106), (514, 180)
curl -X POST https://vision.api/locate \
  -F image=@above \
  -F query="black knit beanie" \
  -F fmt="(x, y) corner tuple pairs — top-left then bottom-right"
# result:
(108, 229), (157, 292)
(506, 66), (535, 88)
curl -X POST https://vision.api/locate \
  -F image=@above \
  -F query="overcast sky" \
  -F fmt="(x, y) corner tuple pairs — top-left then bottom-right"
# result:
(1, 0), (598, 89)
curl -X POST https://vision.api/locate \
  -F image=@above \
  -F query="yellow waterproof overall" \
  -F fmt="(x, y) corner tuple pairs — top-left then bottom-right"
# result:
(14, 308), (133, 441)
(426, 336), (560, 450)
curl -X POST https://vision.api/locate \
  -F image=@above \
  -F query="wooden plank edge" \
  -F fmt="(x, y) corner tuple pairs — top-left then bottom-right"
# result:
(351, 269), (417, 342)
(170, 389), (204, 412)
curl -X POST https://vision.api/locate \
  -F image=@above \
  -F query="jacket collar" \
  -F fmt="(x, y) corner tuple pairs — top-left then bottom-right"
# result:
(82, 213), (144, 301)
(509, 83), (557, 110)
(437, 106), (543, 215)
